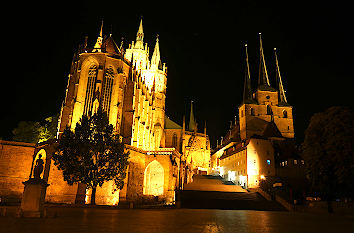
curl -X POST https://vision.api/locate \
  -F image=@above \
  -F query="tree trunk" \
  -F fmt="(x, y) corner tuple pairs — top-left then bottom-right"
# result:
(91, 186), (97, 205)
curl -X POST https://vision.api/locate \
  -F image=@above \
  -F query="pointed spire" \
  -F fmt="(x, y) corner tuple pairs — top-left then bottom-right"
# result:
(243, 44), (253, 103)
(99, 20), (103, 37)
(134, 17), (144, 49)
(151, 35), (161, 70)
(137, 17), (144, 41)
(274, 48), (288, 103)
(258, 33), (270, 87)
(189, 100), (197, 132)
(93, 20), (104, 52)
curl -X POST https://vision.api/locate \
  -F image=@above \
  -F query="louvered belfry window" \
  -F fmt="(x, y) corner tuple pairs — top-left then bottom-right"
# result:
(102, 67), (114, 116)
(83, 65), (98, 115)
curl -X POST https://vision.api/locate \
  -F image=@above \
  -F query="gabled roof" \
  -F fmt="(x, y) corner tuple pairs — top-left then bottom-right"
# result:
(103, 35), (121, 55)
(165, 116), (182, 129)
(262, 121), (283, 138)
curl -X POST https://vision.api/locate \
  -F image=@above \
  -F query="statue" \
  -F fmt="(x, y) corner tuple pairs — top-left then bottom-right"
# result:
(33, 154), (44, 179)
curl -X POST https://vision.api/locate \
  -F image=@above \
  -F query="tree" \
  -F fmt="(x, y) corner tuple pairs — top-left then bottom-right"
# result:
(12, 114), (59, 143)
(302, 106), (354, 212)
(52, 108), (129, 205)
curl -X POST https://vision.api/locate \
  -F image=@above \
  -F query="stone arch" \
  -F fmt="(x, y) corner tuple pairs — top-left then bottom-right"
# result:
(35, 149), (46, 161)
(143, 160), (164, 196)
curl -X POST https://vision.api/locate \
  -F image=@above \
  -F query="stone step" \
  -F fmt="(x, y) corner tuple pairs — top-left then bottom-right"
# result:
(178, 190), (286, 211)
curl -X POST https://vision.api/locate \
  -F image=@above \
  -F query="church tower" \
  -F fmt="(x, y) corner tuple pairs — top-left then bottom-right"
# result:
(239, 34), (294, 140)
(124, 19), (167, 149)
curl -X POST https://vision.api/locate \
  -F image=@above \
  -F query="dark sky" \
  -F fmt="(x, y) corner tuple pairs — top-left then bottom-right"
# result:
(1, 2), (353, 147)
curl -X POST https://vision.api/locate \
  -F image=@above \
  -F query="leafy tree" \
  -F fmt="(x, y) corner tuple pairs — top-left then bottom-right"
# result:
(52, 108), (129, 205)
(12, 114), (59, 143)
(302, 106), (354, 212)
(12, 121), (42, 143)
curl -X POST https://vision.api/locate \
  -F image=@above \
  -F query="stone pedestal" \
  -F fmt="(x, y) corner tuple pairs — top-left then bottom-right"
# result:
(20, 178), (49, 218)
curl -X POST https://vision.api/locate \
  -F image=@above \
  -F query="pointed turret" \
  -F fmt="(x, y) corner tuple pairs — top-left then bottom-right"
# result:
(189, 100), (197, 132)
(274, 48), (288, 104)
(243, 44), (254, 104)
(93, 20), (104, 52)
(151, 35), (161, 70)
(258, 33), (271, 89)
(134, 18), (144, 49)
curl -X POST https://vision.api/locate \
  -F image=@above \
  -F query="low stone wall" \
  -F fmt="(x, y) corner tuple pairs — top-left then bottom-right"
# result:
(0, 141), (35, 203)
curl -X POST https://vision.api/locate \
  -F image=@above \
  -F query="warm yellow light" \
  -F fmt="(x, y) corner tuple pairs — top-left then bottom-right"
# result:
(260, 175), (266, 180)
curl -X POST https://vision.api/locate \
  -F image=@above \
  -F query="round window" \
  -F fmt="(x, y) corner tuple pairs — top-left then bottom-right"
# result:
(266, 95), (270, 99)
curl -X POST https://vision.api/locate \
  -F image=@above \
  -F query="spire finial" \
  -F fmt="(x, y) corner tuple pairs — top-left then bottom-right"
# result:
(274, 48), (288, 103)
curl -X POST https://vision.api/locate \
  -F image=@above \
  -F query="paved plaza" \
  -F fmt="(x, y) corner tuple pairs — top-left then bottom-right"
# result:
(0, 207), (353, 233)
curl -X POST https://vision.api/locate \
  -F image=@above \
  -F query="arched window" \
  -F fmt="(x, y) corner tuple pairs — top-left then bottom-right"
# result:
(283, 110), (288, 118)
(84, 65), (98, 115)
(143, 160), (164, 196)
(172, 133), (178, 149)
(266, 105), (272, 115)
(250, 108), (255, 116)
(101, 67), (115, 116)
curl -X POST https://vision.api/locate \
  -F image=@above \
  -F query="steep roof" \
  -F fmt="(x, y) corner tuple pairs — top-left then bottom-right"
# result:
(262, 121), (283, 138)
(165, 116), (182, 129)
(103, 35), (121, 55)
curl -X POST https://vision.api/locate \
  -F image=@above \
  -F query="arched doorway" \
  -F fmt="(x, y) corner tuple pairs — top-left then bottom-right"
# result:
(143, 160), (164, 196)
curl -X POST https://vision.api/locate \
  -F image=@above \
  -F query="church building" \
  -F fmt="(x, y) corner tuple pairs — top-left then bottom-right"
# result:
(211, 34), (295, 188)
(0, 19), (210, 206)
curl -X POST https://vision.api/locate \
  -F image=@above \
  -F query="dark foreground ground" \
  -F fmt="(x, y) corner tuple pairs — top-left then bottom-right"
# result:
(0, 207), (353, 233)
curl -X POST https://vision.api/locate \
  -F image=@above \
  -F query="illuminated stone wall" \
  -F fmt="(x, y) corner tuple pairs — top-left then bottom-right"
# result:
(218, 138), (275, 188)
(182, 132), (210, 171)
(0, 141), (35, 203)
(46, 160), (78, 204)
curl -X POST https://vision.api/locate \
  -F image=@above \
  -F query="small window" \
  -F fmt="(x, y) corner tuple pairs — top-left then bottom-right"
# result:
(294, 159), (297, 165)
(301, 160), (305, 165)
(266, 105), (272, 115)
(283, 110), (288, 118)
(285, 161), (288, 166)
(281, 162), (284, 166)
(267, 159), (271, 165)
(241, 110), (244, 117)
(250, 108), (255, 116)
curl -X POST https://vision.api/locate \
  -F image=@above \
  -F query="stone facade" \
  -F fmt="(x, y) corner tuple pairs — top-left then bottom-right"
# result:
(0, 19), (211, 206)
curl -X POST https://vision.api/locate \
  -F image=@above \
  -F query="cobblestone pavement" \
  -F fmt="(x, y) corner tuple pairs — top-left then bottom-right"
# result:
(0, 207), (353, 233)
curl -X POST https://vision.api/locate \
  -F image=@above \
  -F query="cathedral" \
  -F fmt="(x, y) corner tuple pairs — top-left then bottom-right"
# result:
(0, 19), (210, 206)
(211, 34), (297, 188)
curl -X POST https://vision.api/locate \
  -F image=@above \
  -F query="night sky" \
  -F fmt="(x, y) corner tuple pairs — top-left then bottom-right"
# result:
(1, 2), (353, 147)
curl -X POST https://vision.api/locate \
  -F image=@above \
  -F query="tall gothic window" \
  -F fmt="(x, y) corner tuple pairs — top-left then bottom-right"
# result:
(101, 67), (114, 115)
(83, 65), (98, 115)
(172, 133), (177, 148)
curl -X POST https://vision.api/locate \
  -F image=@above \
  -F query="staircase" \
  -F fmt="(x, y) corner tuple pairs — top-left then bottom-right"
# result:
(179, 175), (285, 211)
